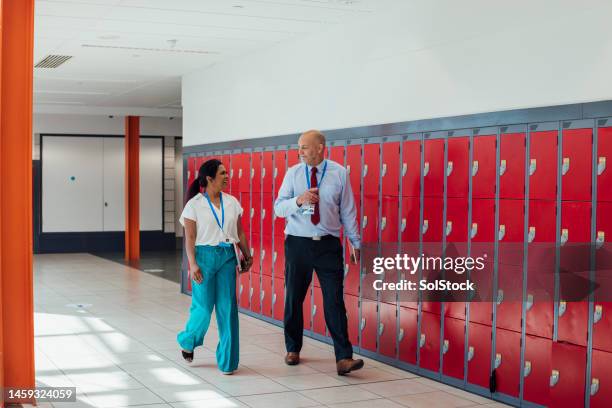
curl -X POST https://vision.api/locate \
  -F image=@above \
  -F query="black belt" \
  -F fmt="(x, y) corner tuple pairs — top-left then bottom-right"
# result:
(288, 234), (337, 242)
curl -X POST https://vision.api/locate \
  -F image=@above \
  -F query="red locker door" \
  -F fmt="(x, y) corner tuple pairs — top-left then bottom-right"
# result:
(381, 196), (399, 243)
(442, 317), (465, 380)
(500, 133), (525, 200)
(399, 306), (418, 365)
(423, 138), (445, 198)
(494, 329), (521, 398)
(287, 148), (299, 168)
(303, 287), (312, 332)
(362, 196), (379, 244)
(240, 192), (251, 236)
(272, 277), (284, 321)
(467, 322), (492, 388)
(346, 145), (362, 198)
(422, 197), (443, 314)
(472, 135), (496, 199)
(523, 335), (551, 407)
(363, 143), (380, 197)
(444, 198), (468, 320)
(446, 137), (470, 198)
(273, 238), (285, 281)
(562, 128), (592, 201)
(550, 343), (586, 408)
(526, 200), (556, 339)
(470, 199), (495, 326)
(590, 349), (612, 408)
(230, 155), (240, 194)
(530, 130), (558, 201)
(261, 275), (273, 317)
(496, 199), (524, 333)
(250, 274), (261, 313)
(402, 139), (421, 198)
(239, 272), (250, 309)
(262, 151), (273, 193)
(345, 294), (359, 346)
(597, 127), (612, 202)
(593, 303), (612, 353)
(379, 302), (397, 358)
(262, 193), (273, 236)
(273, 150), (287, 196)
(419, 311), (441, 373)
(344, 243), (359, 296)
(595, 201), (612, 310)
(252, 152), (262, 193)
(251, 233), (261, 274)
(238, 153), (251, 192)
(360, 300), (377, 352)
(329, 145), (345, 165)
(187, 157), (196, 186)
(251, 192), (262, 236)
(382, 142), (400, 196)
(312, 287), (326, 335)
(400, 197), (420, 244)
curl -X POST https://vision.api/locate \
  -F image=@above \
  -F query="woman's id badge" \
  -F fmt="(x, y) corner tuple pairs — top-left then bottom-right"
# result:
(302, 203), (315, 215)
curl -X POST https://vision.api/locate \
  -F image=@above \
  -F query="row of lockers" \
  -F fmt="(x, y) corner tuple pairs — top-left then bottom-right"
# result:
(184, 120), (612, 408)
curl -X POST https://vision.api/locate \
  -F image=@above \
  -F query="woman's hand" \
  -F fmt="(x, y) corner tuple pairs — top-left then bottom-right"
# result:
(190, 263), (203, 284)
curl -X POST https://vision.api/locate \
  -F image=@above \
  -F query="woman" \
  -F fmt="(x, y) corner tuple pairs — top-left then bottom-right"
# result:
(177, 159), (253, 375)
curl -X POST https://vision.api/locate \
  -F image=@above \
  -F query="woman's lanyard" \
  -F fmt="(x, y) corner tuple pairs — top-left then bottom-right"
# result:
(204, 192), (231, 247)
(305, 160), (328, 189)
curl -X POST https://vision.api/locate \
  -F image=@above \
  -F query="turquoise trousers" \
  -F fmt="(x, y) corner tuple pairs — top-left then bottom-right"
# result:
(177, 245), (239, 372)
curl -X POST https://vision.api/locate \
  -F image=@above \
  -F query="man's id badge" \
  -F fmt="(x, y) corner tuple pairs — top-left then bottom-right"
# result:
(302, 203), (315, 215)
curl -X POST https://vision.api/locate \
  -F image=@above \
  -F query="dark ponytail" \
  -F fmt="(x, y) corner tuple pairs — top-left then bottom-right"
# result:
(185, 159), (222, 203)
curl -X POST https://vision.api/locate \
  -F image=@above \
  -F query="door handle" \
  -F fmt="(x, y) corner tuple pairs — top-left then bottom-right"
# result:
(498, 224), (506, 241)
(499, 159), (507, 176)
(423, 162), (430, 176)
(558, 300), (567, 317)
(419, 333), (426, 348)
(467, 346), (474, 361)
(524, 361), (532, 378)
(529, 158), (537, 176)
(104, 202), (108, 207)
(445, 221), (453, 237)
(382, 163), (387, 177)
(594, 304), (603, 324)
(560, 228), (569, 246)
(470, 222), (478, 239)
(562, 157), (570, 176)
(550, 370), (560, 387)
(528, 226), (536, 243)
(472, 160), (478, 176)
(598, 156), (606, 176)
(422, 219), (429, 234)
(363, 164), (368, 177)
(494, 353), (502, 369)
(442, 339), (449, 354)
(446, 161), (453, 176)
(596, 231), (605, 250)
(402, 163), (407, 177)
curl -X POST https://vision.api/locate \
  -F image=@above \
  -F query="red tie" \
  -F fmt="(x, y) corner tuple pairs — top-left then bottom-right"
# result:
(310, 167), (320, 225)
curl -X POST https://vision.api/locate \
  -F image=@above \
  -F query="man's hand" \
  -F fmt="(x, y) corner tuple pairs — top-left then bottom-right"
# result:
(190, 263), (203, 284)
(351, 249), (361, 265)
(296, 188), (319, 206)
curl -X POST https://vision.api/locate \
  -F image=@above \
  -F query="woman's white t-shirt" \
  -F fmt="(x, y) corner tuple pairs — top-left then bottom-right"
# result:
(180, 193), (244, 246)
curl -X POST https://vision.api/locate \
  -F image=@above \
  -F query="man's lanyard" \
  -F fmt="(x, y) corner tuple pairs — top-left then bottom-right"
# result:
(305, 160), (328, 189)
(204, 192), (224, 232)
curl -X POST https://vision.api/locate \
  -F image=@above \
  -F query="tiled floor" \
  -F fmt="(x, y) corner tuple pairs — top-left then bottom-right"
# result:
(34, 253), (511, 408)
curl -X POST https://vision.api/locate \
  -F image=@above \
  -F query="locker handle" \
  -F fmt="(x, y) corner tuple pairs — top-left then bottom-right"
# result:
(262, 209), (266, 220)
(598, 156), (606, 176)
(526, 294), (534, 311)
(398, 328), (405, 342)
(562, 157), (570, 176)
(498, 224), (506, 241)
(467, 346), (474, 361)
(442, 339), (449, 354)
(251, 168), (255, 179)
(560, 228), (569, 246)
(470, 222), (478, 239)
(422, 219), (429, 234)
(273, 251), (277, 262)
(195, 170), (199, 178)
(250, 247), (254, 256)
(274, 167), (278, 178)
(528, 227), (536, 243)
(524, 361), (532, 378)
(445, 221), (453, 237)
(496, 289), (504, 305)
(347, 165), (351, 174)
(423, 162), (430, 176)
(591, 378), (600, 396)
(419, 333), (426, 348)
(188, 170), (191, 179)
(239, 168), (243, 178)
(249, 287), (253, 299)
(381, 217), (387, 231)
(471, 160), (478, 177)
(262, 168), (266, 178)
(261, 249), (265, 261)
(594, 304), (603, 324)
(499, 159), (507, 176)
(596, 231), (605, 250)
(378, 323), (384, 336)
(360, 317), (366, 331)
(558, 300), (567, 317)
(402, 163), (408, 177)
(446, 161), (453, 176)
(229, 169), (233, 178)
(363, 216), (368, 228)
(529, 159), (537, 176)
(382, 163), (387, 177)
(363, 164), (368, 177)
(494, 353), (502, 369)
(344, 264), (349, 278)
(260, 290), (265, 302)
(251, 208), (255, 218)
(239, 284), (243, 296)
(272, 293), (277, 306)
(401, 218), (407, 232)
(550, 370), (560, 387)
(312, 305), (317, 317)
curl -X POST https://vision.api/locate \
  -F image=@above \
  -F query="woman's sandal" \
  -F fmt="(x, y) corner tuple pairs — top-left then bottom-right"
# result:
(181, 349), (194, 363)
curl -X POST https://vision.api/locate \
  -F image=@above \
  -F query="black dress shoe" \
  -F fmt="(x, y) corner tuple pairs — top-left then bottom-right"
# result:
(182, 350), (194, 363)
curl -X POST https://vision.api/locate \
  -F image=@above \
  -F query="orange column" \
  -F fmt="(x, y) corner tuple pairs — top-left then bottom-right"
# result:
(0, 0), (36, 405)
(125, 116), (140, 262)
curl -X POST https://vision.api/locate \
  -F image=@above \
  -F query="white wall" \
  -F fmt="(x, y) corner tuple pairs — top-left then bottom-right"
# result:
(183, 0), (612, 146)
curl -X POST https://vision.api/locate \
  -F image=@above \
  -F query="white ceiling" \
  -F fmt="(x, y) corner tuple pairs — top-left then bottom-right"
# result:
(34, 0), (383, 116)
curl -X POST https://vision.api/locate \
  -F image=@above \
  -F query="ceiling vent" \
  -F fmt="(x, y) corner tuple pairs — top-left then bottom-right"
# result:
(35, 55), (73, 68)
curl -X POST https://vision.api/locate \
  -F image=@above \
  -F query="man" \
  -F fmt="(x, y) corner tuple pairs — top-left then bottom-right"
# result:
(274, 129), (363, 376)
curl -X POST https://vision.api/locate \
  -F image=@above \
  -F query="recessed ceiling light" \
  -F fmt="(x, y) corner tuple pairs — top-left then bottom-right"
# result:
(98, 35), (120, 40)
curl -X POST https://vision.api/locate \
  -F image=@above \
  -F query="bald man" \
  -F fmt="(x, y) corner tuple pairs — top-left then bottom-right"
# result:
(274, 130), (363, 375)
